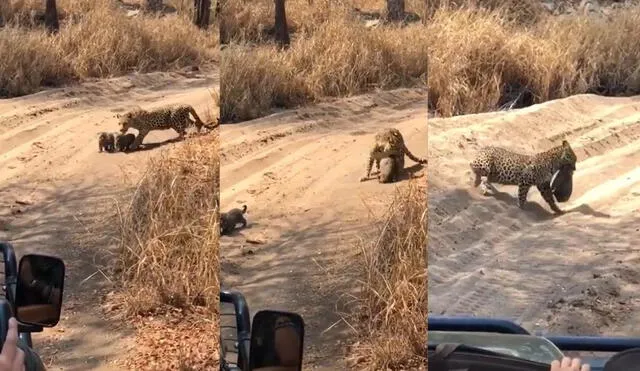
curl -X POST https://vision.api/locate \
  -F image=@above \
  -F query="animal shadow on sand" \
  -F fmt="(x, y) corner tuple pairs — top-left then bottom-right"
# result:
(489, 189), (611, 220)
(367, 162), (425, 182)
(565, 203), (611, 218)
(221, 222), (258, 238)
(401, 163), (425, 181)
(127, 137), (184, 153)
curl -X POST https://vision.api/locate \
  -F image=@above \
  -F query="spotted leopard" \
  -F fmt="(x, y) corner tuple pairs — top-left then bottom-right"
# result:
(470, 140), (578, 214)
(359, 128), (427, 182)
(117, 104), (214, 150)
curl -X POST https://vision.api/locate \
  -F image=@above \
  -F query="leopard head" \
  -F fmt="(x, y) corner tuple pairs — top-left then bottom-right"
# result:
(116, 109), (145, 134)
(116, 112), (134, 134)
(558, 140), (577, 171)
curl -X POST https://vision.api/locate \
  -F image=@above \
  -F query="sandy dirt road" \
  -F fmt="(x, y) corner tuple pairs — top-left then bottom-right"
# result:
(428, 94), (640, 337)
(0, 69), (217, 370)
(219, 88), (427, 368)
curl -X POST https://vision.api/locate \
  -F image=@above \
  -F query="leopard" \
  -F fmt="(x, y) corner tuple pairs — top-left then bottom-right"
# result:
(115, 133), (136, 152)
(378, 155), (404, 183)
(220, 205), (248, 236)
(98, 132), (116, 153)
(359, 128), (427, 182)
(470, 140), (578, 214)
(116, 104), (215, 150)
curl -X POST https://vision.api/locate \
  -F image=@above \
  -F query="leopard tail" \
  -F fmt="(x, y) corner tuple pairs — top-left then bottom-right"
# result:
(402, 143), (427, 164)
(187, 105), (205, 129)
(204, 118), (221, 130)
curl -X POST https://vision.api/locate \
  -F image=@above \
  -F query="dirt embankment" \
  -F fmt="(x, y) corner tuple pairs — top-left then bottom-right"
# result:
(0, 69), (217, 370)
(219, 88), (427, 368)
(428, 94), (640, 336)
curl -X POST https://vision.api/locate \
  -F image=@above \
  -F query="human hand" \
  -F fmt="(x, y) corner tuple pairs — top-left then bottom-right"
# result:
(274, 317), (300, 367)
(550, 357), (590, 371)
(0, 318), (25, 371)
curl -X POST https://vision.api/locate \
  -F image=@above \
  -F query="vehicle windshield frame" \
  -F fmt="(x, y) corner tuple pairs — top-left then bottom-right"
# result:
(428, 330), (565, 364)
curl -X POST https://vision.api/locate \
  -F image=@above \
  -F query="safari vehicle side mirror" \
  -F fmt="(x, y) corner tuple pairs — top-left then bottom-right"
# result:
(249, 310), (305, 371)
(14, 254), (65, 327)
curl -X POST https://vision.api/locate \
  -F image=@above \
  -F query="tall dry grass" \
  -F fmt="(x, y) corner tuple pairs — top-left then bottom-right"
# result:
(218, 0), (429, 122)
(0, 0), (217, 97)
(347, 180), (427, 370)
(428, 6), (640, 117)
(115, 130), (220, 369)
(117, 131), (220, 316)
(220, 0), (640, 122)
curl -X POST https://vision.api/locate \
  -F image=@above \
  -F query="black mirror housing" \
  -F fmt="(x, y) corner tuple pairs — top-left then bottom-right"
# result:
(15, 254), (65, 327)
(249, 310), (305, 371)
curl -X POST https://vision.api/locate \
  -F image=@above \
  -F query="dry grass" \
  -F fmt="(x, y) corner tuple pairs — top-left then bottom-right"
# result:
(218, 0), (428, 122)
(120, 308), (220, 370)
(428, 5), (640, 117)
(220, 0), (640, 122)
(116, 128), (220, 315)
(347, 180), (427, 370)
(0, 0), (217, 97)
(114, 128), (220, 369)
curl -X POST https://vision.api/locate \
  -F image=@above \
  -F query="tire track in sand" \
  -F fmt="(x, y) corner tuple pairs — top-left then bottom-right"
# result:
(429, 94), (640, 335)
(0, 69), (218, 370)
(219, 88), (427, 368)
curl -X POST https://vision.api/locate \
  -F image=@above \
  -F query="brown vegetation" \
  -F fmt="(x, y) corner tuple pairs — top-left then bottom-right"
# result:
(115, 127), (220, 369)
(428, 4), (640, 117)
(347, 180), (427, 370)
(218, 0), (429, 122)
(0, 0), (217, 98)
(219, 0), (640, 123)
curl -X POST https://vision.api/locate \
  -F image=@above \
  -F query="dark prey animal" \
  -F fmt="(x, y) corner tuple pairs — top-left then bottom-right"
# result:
(98, 132), (115, 153)
(115, 133), (136, 152)
(550, 164), (574, 203)
(221, 205), (248, 236)
(377, 155), (404, 183)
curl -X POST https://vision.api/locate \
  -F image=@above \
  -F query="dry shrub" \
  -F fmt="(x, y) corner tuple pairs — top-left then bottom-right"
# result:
(114, 89), (220, 369)
(220, 0), (428, 44)
(0, 0), (217, 97)
(56, 8), (213, 77)
(121, 308), (220, 371)
(427, 6), (640, 116)
(1, 0), (205, 26)
(1, 0), (96, 27)
(117, 132), (220, 316)
(220, 0), (640, 122)
(219, 15), (428, 122)
(0, 27), (72, 97)
(425, 0), (546, 24)
(347, 180), (427, 370)
(219, 44), (308, 122)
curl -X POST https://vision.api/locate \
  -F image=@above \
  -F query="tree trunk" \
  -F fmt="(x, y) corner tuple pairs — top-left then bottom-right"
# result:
(145, 0), (163, 12)
(194, 0), (211, 29)
(0, 0), (6, 28)
(274, 0), (290, 48)
(218, 0), (230, 45)
(213, 0), (221, 20)
(44, 0), (59, 34)
(386, 0), (405, 22)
